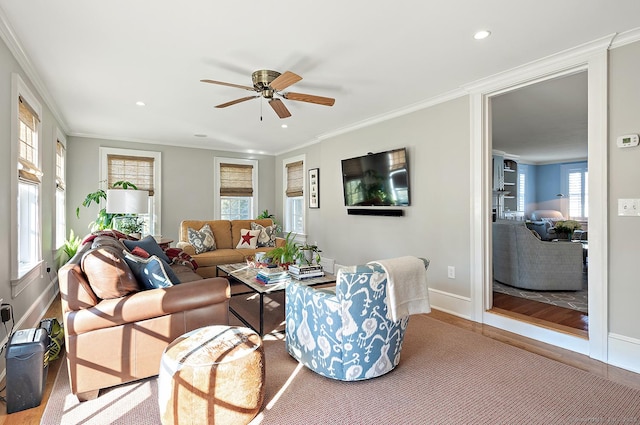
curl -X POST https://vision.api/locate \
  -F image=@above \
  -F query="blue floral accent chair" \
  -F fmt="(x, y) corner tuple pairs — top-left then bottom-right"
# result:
(285, 263), (410, 381)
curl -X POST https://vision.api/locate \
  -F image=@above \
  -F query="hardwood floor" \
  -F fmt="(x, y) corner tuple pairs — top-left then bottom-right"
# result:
(1, 294), (638, 424)
(492, 291), (589, 338)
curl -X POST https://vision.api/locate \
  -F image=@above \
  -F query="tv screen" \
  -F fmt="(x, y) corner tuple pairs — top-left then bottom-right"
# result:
(341, 148), (410, 207)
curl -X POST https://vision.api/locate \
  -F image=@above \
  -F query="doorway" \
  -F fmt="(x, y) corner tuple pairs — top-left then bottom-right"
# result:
(490, 71), (589, 336)
(469, 44), (609, 360)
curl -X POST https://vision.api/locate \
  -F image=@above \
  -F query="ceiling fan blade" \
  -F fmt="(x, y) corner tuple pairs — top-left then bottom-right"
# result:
(283, 92), (335, 107)
(269, 71), (302, 92)
(269, 98), (292, 119)
(215, 96), (259, 108)
(201, 79), (256, 91)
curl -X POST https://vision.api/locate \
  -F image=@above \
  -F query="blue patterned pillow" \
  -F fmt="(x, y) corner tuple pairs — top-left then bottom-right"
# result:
(123, 235), (170, 263)
(124, 252), (180, 290)
(187, 224), (216, 254)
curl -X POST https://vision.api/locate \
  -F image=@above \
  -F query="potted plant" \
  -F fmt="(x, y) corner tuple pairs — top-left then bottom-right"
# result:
(553, 220), (582, 240)
(76, 181), (139, 232)
(256, 209), (282, 234)
(55, 229), (82, 268)
(297, 243), (322, 266)
(264, 232), (299, 268)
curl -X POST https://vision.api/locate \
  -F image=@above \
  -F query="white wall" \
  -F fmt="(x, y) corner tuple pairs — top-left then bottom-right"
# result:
(609, 41), (640, 341)
(276, 96), (472, 299)
(0, 35), (61, 377)
(67, 137), (277, 244)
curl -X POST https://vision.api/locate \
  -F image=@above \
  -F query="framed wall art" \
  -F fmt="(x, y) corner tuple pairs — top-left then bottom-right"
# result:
(309, 168), (319, 208)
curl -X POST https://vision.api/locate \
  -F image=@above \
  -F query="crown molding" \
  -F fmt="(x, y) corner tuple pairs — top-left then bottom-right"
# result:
(0, 6), (69, 134)
(610, 27), (640, 49)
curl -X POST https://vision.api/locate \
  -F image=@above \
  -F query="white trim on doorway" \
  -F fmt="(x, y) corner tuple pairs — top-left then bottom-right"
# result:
(468, 35), (612, 361)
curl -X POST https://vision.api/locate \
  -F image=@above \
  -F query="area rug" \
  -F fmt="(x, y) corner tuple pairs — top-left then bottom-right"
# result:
(493, 279), (588, 313)
(41, 314), (640, 424)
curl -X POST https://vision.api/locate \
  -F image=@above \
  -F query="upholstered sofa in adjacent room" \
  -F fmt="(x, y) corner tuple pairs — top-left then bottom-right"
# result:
(493, 221), (583, 291)
(525, 209), (565, 240)
(177, 219), (284, 278)
(58, 232), (230, 401)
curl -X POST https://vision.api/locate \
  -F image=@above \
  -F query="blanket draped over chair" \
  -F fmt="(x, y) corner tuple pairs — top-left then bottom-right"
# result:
(285, 258), (429, 381)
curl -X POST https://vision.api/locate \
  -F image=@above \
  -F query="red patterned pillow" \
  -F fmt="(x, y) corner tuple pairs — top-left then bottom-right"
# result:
(164, 247), (199, 270)
(131, 246), (150, 258)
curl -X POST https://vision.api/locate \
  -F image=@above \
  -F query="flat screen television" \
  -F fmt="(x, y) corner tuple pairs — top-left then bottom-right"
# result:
(341, 147), (410, 207)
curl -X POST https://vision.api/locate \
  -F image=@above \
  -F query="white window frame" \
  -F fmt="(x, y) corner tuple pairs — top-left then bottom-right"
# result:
(100, 147), (162, 236)
(282, 155), (306, 241)
(561, 163), (588, 220)
(55, 129), (67, 249)
(10, 73), (44, 291)
(214, 157), (258, 220)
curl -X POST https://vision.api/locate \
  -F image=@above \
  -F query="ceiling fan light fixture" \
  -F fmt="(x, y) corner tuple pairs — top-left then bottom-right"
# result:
(474, 30), (491, 40)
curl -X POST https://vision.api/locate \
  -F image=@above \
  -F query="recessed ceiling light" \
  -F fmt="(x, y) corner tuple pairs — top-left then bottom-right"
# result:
(194, 134), (207, 138)
(135, 101), (146, 106)
(281, 124), (288, 129)
(474, 30), (491, 40)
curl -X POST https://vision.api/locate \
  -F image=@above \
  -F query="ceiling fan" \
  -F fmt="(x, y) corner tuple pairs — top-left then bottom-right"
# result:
(201, 70), (335, 119)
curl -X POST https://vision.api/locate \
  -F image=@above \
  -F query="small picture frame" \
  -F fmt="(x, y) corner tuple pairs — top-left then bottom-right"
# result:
(309, 168), (319, 208)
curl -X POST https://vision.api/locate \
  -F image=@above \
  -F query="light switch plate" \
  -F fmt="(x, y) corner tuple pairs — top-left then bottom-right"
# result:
(618, 199), (640, 216)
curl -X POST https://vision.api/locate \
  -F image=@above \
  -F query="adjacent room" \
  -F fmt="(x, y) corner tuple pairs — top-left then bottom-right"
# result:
(1, 2), (639, 423)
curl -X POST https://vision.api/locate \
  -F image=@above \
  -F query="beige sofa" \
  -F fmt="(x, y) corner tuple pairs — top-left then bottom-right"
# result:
(177, 219), (284, 278)
(493, 221), (584, 291)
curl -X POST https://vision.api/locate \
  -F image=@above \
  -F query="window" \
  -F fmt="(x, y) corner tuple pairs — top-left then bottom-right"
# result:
(284, 157), (304, 235)
(100, 148), (162, 236)
(214, 158), (258, 220)
(55, 136), (66, 248)
(11, 74), (43, 282)
(517, 168), (525, 213)
(561, 163), (588, 219)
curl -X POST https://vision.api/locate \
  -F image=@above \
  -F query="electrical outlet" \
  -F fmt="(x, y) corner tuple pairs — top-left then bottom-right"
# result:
(447, 266), (455, 279)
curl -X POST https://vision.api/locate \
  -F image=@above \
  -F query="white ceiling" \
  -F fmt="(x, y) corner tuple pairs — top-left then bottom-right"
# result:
(1, 1), (639, 155)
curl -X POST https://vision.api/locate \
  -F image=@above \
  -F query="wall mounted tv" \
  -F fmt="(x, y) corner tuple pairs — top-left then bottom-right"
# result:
(341, 147), (410, 207)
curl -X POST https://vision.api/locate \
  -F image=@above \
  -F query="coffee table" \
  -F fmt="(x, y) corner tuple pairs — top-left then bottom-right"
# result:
(216, 263), (336, 336)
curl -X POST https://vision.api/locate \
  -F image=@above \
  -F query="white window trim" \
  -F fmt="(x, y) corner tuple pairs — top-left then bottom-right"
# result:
(282, 154), (306, 242)
(214, 157), (259, 220)
(560, 163), (588, 220)
(55, 127), (67, 249)
(99, 147), (162, 236)
(10, 73), (44, 290)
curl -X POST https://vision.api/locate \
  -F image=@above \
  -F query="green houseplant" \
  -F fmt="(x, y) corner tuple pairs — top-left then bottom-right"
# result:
(76, 181), (139, 232)
(256, 209), (282, 234)
(553, 220), (582, 239)
(265, 232), (299, 267)
(55, 229), (82, 267)
(297, 243), (322, 266)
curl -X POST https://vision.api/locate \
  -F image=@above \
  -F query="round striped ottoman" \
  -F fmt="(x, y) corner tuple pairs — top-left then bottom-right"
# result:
(158, 326), (265, 425)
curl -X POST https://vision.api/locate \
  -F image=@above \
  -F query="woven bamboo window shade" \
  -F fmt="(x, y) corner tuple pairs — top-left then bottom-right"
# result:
(286, 160), (303, 197)
(107, 154), (154, 196)
(220, 163), (253, 196)
(18, 96), (42, 184)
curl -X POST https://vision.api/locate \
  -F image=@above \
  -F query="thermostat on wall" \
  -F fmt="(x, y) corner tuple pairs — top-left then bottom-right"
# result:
(617, 134), (639, 148)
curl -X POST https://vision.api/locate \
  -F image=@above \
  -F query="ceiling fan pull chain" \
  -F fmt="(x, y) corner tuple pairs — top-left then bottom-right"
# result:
(260, 97), (263, 121)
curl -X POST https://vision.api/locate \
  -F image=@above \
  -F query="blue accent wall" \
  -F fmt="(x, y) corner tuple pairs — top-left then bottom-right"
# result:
(532, 161), (587, 211)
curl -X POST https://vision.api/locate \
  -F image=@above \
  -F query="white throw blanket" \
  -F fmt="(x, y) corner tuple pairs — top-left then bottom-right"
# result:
(368, 256), (431, 321)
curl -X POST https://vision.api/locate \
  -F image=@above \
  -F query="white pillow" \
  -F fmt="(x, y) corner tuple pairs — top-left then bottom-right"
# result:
(236, 229), (261, 249)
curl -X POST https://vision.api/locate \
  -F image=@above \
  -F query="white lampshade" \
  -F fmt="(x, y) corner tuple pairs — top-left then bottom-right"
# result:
(106, 189), (149, 214)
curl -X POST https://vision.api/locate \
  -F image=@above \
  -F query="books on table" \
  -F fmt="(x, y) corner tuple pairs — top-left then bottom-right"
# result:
(288, 264), (324, 280)
(256, 267), (290, 285)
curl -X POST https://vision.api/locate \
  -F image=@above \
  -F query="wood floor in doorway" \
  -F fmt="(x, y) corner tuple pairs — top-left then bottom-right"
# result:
(491, 292), (589, 338)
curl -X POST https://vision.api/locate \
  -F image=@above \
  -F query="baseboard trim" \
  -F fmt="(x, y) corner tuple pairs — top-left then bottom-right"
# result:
(428, 288), (472, 320)
(608, 333), (640, 374)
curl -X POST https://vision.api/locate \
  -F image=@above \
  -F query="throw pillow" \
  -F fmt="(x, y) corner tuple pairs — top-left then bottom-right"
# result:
(81, 246), (140, 299)
(251, 222), (277, 247)
(131, 246), (150, 258)
(122, 235), (171, 263)
(164, 247), (198, 270)
(123, 252), (180, 290)
(187, 224), (216, 254)
(236, 229), (261, 249)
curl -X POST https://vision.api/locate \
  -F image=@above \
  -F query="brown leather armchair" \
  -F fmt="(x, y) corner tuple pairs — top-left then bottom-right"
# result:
(58, 241), (230, 401)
